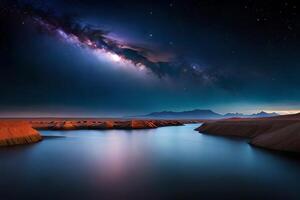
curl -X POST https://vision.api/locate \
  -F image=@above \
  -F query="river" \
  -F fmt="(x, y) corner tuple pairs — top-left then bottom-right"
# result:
(0, 124), (300, 199)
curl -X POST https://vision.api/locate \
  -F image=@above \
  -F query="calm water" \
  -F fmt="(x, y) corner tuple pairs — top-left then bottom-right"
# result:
(0, 124), (300, 200)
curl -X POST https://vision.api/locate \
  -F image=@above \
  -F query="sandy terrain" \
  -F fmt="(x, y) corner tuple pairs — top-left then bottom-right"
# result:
(0, 121), (42, 146)
(196, 114), (300, 153)
(29, 119), (198, 130)
(0, 119), (201, 147)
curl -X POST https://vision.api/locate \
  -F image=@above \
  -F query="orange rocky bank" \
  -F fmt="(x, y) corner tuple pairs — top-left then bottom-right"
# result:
(0, 121), (42, 146)
(0, 119), (194, 147)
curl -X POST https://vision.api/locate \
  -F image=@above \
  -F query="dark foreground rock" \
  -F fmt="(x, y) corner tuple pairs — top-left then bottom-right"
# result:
(196, 114), (300, 153)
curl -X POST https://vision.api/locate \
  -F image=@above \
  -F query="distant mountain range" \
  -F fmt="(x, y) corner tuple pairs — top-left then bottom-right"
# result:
(129, 109), (279, 119)
(223, 111), (279, 118)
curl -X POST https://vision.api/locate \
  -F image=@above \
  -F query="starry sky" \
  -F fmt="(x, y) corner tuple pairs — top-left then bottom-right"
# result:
(0, 0), (299, 117)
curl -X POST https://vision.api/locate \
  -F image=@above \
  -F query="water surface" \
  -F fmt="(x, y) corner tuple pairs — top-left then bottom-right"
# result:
(0, 124), (300, 199)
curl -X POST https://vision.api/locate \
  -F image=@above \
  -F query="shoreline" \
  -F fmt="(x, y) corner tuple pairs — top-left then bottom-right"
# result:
(3, 114), (300, 154)
(0, 121), (42, 147)
(0, 119), (203, 147)
(196, 114), (300, 153)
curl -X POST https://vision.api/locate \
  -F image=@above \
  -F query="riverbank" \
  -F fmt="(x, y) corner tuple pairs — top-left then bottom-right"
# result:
(29, 119), (197, 130)
(0, 121), (42, 146)
(0, 119), (202, 147)
(196, 113), (300, 153)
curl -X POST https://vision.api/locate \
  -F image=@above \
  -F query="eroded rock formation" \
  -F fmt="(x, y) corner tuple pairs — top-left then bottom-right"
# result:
(30, 119), (186, 130)
(0, 119), (199, 147)
(0, 121), (42, 146)
(196, 114), (300, 153)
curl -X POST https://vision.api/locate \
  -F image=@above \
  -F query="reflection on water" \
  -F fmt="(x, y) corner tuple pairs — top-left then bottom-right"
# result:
(0, 124), (300, 200)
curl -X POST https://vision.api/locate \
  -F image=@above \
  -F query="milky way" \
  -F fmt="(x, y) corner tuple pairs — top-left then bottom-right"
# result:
(8, 1), (216, 84)
(33, 14), (149, 73)
(1, 0), (299, 116)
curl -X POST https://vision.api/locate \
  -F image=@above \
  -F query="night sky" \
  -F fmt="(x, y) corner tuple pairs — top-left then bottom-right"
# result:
(0, 0), (299, 117)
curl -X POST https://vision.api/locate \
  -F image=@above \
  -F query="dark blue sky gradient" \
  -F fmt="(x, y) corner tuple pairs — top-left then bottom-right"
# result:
(0, 0), (299, 116)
